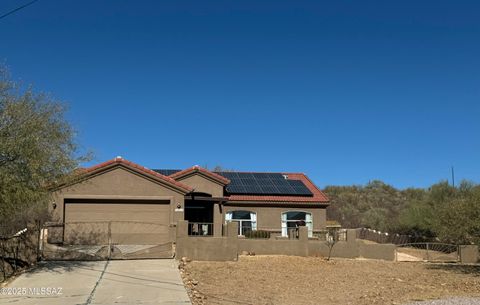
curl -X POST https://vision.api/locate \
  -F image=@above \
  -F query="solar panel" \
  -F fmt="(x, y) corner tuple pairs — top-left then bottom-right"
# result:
(152, 169), (314, 196)
(287, 180), (304, 187)
(226, 185), (248, 193)
(152, 169), (181, 176)
(216, 172), (313, 196)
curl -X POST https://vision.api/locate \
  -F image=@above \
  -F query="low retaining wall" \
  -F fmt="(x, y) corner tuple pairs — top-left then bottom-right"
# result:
(175, 221), (397, 261)
(176, 221), (238, 261)
(460, 245), (479, 264)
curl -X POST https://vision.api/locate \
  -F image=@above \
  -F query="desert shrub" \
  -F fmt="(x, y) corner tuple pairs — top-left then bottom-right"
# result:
(244, 230), (270, 239)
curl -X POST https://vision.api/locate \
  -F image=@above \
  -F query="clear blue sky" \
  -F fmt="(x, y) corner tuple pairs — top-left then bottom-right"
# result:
(1, 0), (479, 188)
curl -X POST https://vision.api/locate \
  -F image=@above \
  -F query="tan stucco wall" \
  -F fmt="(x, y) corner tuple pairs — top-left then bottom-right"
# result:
(357, 240), (396, 260)
(460, 245), (479, 264)
(176, 225), (396, 262)
(177, 173), (224, 197)
(51, 166), (186, 225)
(176, 220), (239, 261)
(224, 204), (327, 231)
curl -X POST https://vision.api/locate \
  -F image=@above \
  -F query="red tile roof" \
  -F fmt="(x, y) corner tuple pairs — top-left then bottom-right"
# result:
(170, 165), (231, 185)
(226, 173), (329, 204)
(84, 157), (193, 193)
(77, 159), (327, 204)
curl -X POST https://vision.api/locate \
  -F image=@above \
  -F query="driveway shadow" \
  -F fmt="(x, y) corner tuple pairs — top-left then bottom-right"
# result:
(27, 260), (105, 275)
(426, 263), (480, 277)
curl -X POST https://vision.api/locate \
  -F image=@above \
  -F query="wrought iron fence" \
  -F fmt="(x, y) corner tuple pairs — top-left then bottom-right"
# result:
(396, 243), (459, 262)
(41, 221), (173, 260)
(188, 222), (214, 236)
(0, 227), (31, 282)
(313, 229), (347, 241)
(356, 228), (434, 245)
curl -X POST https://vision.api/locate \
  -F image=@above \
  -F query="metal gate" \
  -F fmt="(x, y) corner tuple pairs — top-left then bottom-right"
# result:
(396, 243), (459, 262)
(41, 221), (173, 260)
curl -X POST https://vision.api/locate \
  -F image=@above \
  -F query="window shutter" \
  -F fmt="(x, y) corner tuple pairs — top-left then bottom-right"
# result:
(281, 213), (287, 237)
(305, 213), (313, 237)
(250, 212), (257, 230)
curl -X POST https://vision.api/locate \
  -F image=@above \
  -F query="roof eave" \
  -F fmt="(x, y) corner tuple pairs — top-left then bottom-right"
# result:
(53, 158), (193, 194)
(170, 166), (231, 185)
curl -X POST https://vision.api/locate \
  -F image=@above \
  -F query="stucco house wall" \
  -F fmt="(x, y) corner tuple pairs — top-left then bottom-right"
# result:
(47, 158), (329, 252)
(176, 174), (224, 197)
(224, 204), (327, 233)
(51, 166), (186, 224)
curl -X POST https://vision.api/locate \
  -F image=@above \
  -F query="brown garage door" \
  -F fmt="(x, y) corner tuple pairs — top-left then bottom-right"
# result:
(64, 199), (171, 246)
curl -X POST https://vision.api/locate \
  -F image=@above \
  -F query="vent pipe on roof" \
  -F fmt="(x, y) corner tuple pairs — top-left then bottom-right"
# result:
(282, 174), (288, 179)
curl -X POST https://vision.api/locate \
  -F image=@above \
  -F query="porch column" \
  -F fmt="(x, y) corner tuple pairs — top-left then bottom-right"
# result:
(213, 202), (223, 236)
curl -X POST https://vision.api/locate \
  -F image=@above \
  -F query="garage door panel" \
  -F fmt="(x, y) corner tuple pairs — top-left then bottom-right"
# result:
(64, 200), (171, 246)
(110, 222), (170, 244)
(65, 201), (170, 223)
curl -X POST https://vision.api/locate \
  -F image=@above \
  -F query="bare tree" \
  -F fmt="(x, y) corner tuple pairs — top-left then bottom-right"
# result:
(325, 227), (339, 261)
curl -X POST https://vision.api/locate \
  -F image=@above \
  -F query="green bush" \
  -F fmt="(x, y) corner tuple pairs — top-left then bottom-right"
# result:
(244, 230), (270, 239)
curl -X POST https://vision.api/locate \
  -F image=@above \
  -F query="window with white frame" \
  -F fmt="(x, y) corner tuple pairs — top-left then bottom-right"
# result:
(225, 210), (257, 236)
(281, 211), (313, 237)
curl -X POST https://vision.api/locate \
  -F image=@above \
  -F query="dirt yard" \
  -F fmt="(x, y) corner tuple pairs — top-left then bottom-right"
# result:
(180, 256), (480, 305)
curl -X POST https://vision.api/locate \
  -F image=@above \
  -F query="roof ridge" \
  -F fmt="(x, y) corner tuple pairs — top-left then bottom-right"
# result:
(170, 165), (231, 185)
(217, 171), (304, 175)
(152, 168), (307, 175)
(85, 157), (193, 193)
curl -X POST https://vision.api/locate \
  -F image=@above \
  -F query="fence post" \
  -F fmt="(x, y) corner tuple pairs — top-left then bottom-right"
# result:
(426, 243), (429, 261)
(0, 252), (5, 280)
(107, 221), (112, 259)
(459, 245), (479, 264)
(227, 222), (238, 238)
(36, 220), (42, 261)
(14, 240), (19, 272)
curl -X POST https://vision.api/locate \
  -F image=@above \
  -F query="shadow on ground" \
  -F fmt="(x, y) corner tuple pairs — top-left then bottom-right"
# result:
(26, 260), (185, 288)
(27, 260), (104, 275)
(426, 263), (480, 276)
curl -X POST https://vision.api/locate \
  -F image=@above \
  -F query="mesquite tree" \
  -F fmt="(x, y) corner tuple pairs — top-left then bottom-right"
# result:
(0, 66), (89, 234)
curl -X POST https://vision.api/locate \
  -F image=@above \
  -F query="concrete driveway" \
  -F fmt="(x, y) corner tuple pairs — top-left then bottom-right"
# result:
(0, 259), (191, 305)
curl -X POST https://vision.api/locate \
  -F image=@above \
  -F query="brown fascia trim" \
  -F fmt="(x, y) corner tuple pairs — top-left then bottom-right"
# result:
(99, 164), (192, 194)
(224, 201), (330, 208)
(184, 196), (229, 202)
(51, 161), (192, 195)
(171, 166), (230, 185)
(177, 172), (228, 187)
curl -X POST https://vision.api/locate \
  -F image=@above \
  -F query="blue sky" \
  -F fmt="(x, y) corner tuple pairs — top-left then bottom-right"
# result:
(1, 0), (479, 188)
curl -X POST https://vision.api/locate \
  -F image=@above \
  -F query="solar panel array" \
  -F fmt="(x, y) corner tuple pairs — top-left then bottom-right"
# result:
(217, 172), (313, 196)
(152, 169), (314, 196)
(153, 169), (181, 176)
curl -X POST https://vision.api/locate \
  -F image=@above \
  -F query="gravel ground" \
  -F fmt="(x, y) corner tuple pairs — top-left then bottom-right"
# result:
(182, 256), (480, 305)
(405, 297), (480, 305)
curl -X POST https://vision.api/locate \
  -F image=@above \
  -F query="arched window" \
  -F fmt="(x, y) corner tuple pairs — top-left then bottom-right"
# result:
(225, 210), (257, 236)
(281, 211), (313, 237)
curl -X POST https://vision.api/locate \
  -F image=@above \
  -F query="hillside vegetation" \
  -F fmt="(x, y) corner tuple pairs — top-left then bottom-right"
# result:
(324, 180), (480, 244)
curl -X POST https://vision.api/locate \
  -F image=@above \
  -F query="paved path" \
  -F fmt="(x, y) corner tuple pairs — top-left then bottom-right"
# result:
(404, 297), (480, 305)
(0, 259), (191, 305)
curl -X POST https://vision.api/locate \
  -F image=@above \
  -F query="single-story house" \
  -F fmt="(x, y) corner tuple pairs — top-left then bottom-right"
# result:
(51, 157), (329, 246)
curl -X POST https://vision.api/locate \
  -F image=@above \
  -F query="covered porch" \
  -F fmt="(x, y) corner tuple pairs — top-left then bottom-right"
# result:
(183, 193), (226, 237)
